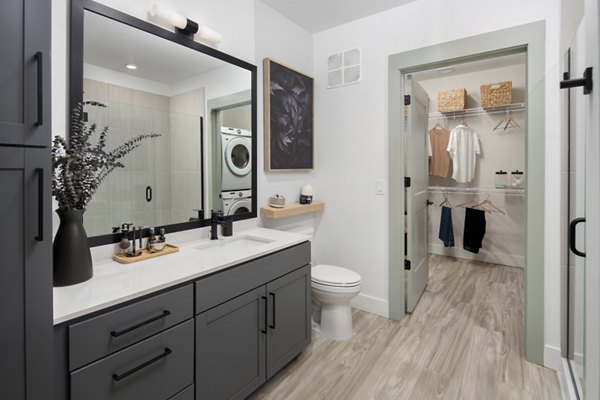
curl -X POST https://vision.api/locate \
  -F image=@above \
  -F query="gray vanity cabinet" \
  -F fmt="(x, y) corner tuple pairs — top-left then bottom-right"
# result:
(0, 0), (51, 147)
(196, 288), (267, 400)
(265, 266), (312, 379)
(0, 147), (52, 399)
(195, 242), (311, 400)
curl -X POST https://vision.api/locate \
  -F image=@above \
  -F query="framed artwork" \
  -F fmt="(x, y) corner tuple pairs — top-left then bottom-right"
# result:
(263, 58), (314, 171)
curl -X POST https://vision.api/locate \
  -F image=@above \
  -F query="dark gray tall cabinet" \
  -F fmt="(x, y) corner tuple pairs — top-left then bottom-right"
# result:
(0, 0), (53, 398)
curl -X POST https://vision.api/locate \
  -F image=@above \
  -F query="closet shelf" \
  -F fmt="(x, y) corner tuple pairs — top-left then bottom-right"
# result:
(429, 186), (525, 196)
(428, 102), (525, 120)
(260, 201), (325, 219)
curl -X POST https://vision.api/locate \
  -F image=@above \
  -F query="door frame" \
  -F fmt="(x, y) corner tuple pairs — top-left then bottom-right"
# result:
(388, 21), (546, 364)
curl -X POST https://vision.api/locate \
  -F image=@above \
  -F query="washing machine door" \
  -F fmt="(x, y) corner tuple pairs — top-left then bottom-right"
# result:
(225, 137), (251, 176)
(227, 199), (252, 215)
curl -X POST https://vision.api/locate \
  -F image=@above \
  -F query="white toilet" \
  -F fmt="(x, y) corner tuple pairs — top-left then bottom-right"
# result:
(311, 264), (362, 341)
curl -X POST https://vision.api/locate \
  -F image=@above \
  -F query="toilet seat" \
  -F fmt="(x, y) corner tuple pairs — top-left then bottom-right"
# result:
(311, 265), (362, 288)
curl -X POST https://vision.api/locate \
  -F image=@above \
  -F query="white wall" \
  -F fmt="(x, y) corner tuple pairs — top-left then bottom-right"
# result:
(311, 0), (562, 367)
(254, 1), (318, 235)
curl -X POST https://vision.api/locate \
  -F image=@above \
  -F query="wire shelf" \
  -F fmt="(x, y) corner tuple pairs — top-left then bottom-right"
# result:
(428, 102), (525, 120)
(428, 186), (525, 196)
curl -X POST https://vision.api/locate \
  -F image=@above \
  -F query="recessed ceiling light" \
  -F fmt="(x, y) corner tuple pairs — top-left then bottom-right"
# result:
(126, 64), (138, 70)
(437, 66), (455, 74)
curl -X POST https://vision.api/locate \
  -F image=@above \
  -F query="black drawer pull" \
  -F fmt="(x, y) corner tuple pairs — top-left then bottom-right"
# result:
(569, 217), (586, 257)
(35, 168), (44, 241)
(112, 347), (172, 382)
(146, 186), (152, 202)
(35, 52), (43, 126)
(269, 293), (276, 330)
(110, 310), (171, 337)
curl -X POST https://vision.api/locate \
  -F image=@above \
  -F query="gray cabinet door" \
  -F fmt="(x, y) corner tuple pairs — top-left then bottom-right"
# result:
(0, 147), (53, 399)
(266, 265), (311, 379)
(0, 0), (51, 147)
(196, 287), (267, 400)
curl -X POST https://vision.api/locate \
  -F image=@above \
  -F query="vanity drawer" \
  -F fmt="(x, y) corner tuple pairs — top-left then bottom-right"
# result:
(195, 241), (310, 314)
(69, 285), (193, 370)
(70, 320), (193, 400)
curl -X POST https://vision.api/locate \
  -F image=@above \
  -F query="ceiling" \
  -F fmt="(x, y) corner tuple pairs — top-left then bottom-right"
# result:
(259, 0), (418, 33)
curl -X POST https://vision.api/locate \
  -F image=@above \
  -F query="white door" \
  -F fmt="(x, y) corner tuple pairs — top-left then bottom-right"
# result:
(405, 77), (430, 312)
(584, 0), (600, 397)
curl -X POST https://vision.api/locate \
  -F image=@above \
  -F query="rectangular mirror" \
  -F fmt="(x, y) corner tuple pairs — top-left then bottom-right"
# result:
(70, 0), (257, 245)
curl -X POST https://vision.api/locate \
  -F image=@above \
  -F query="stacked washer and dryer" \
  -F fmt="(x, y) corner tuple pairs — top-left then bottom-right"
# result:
(220, 126), (252, 216)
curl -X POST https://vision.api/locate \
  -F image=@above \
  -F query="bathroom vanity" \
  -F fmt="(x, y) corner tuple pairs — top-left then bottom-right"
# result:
(53, 229), (311, 400)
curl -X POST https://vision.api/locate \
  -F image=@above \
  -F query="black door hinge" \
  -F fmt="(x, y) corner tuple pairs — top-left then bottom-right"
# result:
(404, 95), (411, 105)
(404, 177), (411, 187)
(560, 67), (593, 95)
(404, 260), (411, 270)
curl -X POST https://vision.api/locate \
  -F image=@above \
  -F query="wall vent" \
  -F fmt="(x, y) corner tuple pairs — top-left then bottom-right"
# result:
(327, 48), (361, 89)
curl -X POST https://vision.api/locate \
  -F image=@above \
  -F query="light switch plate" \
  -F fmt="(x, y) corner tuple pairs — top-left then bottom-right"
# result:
(376, 179), (386, 195)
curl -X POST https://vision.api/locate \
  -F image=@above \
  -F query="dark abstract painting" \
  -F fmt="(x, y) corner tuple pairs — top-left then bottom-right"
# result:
(264, 58), (313, 171)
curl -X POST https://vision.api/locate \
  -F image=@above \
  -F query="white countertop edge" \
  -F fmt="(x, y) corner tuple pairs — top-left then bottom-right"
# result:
(53, 227), (309, 325)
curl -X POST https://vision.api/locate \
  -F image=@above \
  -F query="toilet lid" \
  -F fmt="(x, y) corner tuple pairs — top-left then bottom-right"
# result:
(311, 265), (361, 287)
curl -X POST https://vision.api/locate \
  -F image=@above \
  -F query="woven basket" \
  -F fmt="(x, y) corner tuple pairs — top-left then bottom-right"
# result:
(480, 81), (512, 109)
(438, 88), (467, 113)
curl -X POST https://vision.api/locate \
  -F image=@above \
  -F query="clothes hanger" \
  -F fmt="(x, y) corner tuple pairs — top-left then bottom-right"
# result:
(493, 111), (509, 131)
(457, 193), (492, 212)
(478, 193), (506, 214)
(503, 111), (519, 131)
(432, 116), (445, 131)
(439, 190), (453, 208)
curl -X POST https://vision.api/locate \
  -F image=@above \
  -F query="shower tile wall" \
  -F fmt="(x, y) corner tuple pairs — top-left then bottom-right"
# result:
(82, 80), (203, 236)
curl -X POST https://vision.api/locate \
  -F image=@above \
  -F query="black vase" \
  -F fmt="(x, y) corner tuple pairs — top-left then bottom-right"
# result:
(53, 209), (93, 287)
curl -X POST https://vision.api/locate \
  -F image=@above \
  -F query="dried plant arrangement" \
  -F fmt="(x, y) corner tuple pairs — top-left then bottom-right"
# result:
(52, 101), (161, 211)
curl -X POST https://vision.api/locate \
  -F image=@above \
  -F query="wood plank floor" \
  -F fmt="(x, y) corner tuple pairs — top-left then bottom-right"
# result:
(250, 255), (562, 400)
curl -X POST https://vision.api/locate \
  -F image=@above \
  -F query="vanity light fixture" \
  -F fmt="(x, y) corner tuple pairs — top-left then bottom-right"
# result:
(125, 64), (138, 70)
(150, 4), (222, 46)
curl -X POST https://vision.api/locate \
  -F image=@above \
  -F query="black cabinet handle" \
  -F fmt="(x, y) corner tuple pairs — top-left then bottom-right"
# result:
(110, 310), (171, 337)
(34, 52), (43, 126)
(35, 168), (44, 241)
(112, 348), (172, 382)
(569, 217), (586, 258)
(269, 293), (276, 330)
(261, 296), (268, 334)
(146, 186), (152, 202)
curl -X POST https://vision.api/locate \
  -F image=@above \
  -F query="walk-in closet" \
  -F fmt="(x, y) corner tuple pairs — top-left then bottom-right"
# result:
(411, 52), (526, 271)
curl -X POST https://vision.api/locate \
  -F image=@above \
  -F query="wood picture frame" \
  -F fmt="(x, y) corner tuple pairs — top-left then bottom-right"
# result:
(263, 58), (314, 171)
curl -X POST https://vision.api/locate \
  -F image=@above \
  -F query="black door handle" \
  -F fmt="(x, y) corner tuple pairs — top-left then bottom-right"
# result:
(146, 186), (152, 202)
(261, 296), (268, 334)
(569, 217), (586, 257)
(269, 292), (276, 330)
(426, 200), (434, 206)
(34, 52), (43, 126)
(112, 348), (172, 382)
(110, 310), (171, 337)
(560, 67), (593, 95)
(35, 168), (44, 241)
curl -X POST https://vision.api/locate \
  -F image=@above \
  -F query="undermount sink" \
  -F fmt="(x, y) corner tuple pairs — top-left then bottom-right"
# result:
(193, 235), (275, 254)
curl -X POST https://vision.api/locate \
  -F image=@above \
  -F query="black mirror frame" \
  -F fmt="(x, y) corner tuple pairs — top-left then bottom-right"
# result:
(70, 0), (257, 247)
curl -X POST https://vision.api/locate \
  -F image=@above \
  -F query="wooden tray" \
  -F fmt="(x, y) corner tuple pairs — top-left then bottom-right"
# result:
(112, 244), (179, 264)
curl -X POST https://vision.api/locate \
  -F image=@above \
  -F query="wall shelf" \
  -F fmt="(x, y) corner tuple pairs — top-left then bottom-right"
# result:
(260, 201), (325, 219)
(428, 186), (525, 196)
(428, 102), (525, 120)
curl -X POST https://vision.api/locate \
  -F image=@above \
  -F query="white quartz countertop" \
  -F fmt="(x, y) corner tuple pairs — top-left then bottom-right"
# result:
(53, 228), (309, 325)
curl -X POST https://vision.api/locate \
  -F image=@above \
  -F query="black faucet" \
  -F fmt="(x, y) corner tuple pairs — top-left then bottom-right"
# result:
(210, 210), (233, 240)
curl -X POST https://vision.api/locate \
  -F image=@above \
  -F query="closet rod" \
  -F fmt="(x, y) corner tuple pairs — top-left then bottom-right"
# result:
(428, 186), (525, 196)
(428, 102), (525, 120)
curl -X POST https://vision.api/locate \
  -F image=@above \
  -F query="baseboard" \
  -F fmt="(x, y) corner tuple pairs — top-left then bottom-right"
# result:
(351, 293), (389, 318)
(429, 243), (525, 268)
(544, 344), (562, 371)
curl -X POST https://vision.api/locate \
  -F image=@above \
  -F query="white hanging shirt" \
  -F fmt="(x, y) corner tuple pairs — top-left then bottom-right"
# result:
(446, 124), (480, 183)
